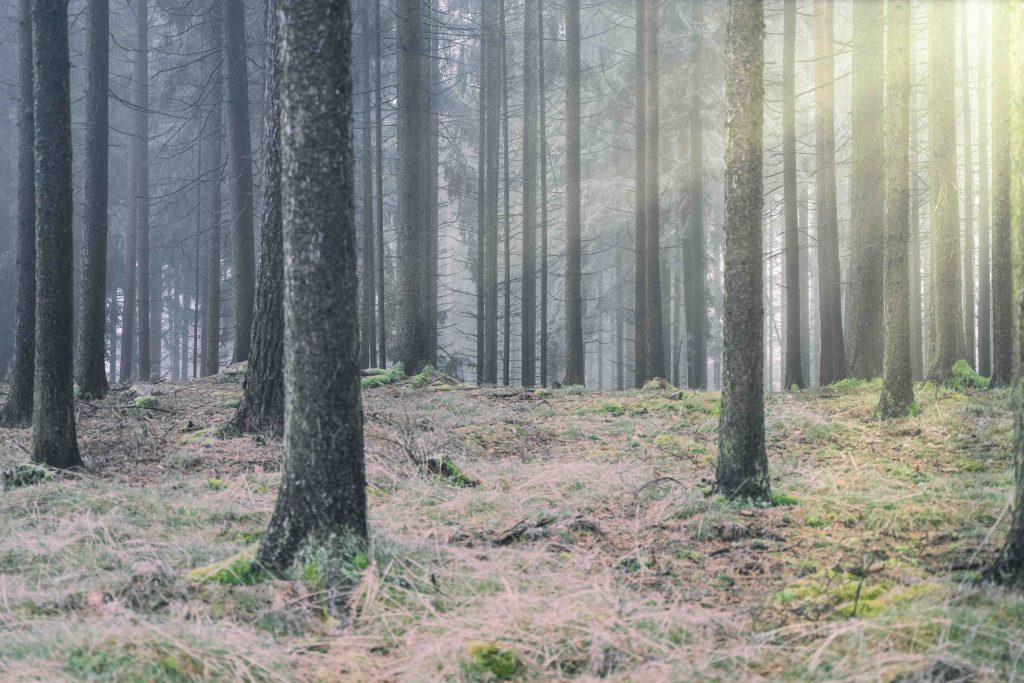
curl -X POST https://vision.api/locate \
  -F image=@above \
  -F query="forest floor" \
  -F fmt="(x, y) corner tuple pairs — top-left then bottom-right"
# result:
(0, 369), (1022, 681)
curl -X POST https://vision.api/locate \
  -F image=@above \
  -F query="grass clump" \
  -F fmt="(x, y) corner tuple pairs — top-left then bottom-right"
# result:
(771, 492), (800, 507)
(462, 641), (522, 681)
(426, 454), (480, 487)
(361, 363), (405, 389)
(951, 359), (990, 391)
(186, 545), (266, 586)
(2, 463), (54, 491)
(133, 395), (159, 410)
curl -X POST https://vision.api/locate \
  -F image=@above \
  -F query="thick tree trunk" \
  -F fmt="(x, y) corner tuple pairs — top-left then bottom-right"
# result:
(633, 0), (646, 387)
(74, 0), (110, 399)
(225, 0), (256, 364)
(521, 0), (538, 387)
(927, 0), (966, 383)
(961, 0), (976, 371)
(781, 0), (803, 391)
(134, 0), (152, 380)
(258, 0), (367, 572)
(32, 0), (81, 469)
(234, 0), (284, 437)
(910, 96), (924, 382)
(978, 8), (991, 378)
(847, 0), (884, 380)
(879, 0), (914, 419)
(1, 0), (36, 426)
(643, 0), (664, 381)
(562, 0), (584, 386)
(813, 0), (845, 386)
(990, 0), (1012, 387)
(717, 0), (769, 502)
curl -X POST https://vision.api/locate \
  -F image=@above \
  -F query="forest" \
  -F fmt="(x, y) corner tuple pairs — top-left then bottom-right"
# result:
(1, 0), (1024, 680)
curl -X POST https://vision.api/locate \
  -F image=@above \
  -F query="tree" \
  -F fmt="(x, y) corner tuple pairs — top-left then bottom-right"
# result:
(375, 0), (386, 368)
(879, 0), (914, 419)
(847, 0), (884, 379)
(813, 0), (845, 385)
(360, 3), (376, 369)
(686, 0), (707, 391)
(562, 0), (584, 386)
(644, 0), (664, 381)
(717, 0), (769, 502)
(539, 0), (549, 386)
(484, 0), (500, 384)
(134, 0), (152, 381)
(781, 0), (804, 391)
(633, 0), (647, 388)
(201, 10), (224, 378)
(500, 1), (510, 386)
(978, 3), (991, 378)
(258, 0), (367, 571)
(521, 0), (538, 387)
(476, 4), (486, 384)
(961, 0), (976, 371)
(75, 0), (110, 400)
(31, 0), (81, 470)
(927, 0), (965, 383)
(234, 0), (283, 437)
(990, 0), (1012, 387)
(0, 0), (36, 426)
(225, 0), (256, 364)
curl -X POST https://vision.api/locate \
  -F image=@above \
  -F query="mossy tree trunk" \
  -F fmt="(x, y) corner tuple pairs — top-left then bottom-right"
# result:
(716, 0), (769, 502)
(258, 0), (367, 571)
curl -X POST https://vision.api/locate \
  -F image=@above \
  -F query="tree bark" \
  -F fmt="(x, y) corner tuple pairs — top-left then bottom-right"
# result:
(234, 0), (284, 437)
(781, 0), (803, 391)
(633, 0), (647, 387)
(562, 0), (584, 386)
(375, 0), (386, 368)
(927, 0), (966, 383)
(539, 0), (549, 387)
(717, 0), (769, 502)
(134, 0), (152, 380)
(961, 0), (976, 371)
(879, 0), (914, 419)
(910, 86), (924, 382)
(225, 0), (256, 364)
(201, 12), (224, 378)
(1, 0), (36, 426)
(644, 0), (664, 381)
(990, 0), (1012, 387)
(500, 2), (511, 386)
(476, 4), (486, 384)
(521, 0), (538, 387)
(978, 5), (991, 378)
(360, 3), (376, 369)
(685, 0), (707, 390)
(813, 0), (845, 385)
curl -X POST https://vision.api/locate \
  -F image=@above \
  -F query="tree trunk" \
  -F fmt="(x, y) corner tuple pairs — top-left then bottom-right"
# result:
(847, 0), (884, 380)
(633, 0), (647, 388)
(375, 0), (386, 367)
(717, 0), (769, 502)
(927, 0), (966, 383)
(521, 0), (538, 387)
(562, 0), (584, 386)
(360, 4), (376, 369)
(685, 0), (707, 390)
(799, 183), (811, 385)
(225, 0), (256, 364)
(978, 5), (991, 378)
(961, 0), (976, 371)
(813, 0), (845, 385)
(484, 0), (500, 384)
(781, 0), (803, 391)
(643, 0), (664, 381)
(910, 80), (924, 382)
(31, 0), (81, 469)
(879, 0), (914, 418)
(500, 2), (511, 386)
(258, 0), (367, 572)
(201, 12), (223, 378)
(539, 0), (549, 387)
(134, 0), (152, 380)
(476, 4), (486, 384)
(990, 0), (1012, 387)
(0, 0), (36, 426)
(234, 0), (284, 437)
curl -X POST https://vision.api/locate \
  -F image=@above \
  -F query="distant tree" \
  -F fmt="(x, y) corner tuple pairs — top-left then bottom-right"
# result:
(879, 0), (914, 419)
(644, 0), (664, 381)
(374, 0), (386, 368)
(258, 0), (367, 571)
(990, 0), (1012, 387)
(927, 0), (965, 383)
(359, 2), (377, 370)
(717, 0), (769, 502)
(978, 3), (991, 378)
(500, 1), (511, 386)
(813, 0), (845, 385)
(476, 3), (486, 384)
(225, 0), (256, 364)
(75, 0), (110, 400)
(31, 0), (81, 470)
(0, 0), (36, 426)
(847, 0), (884, 379)
(539, 0), (550, 386)
(201, 9), (224, 378)
(633, 0), (647, 388)
(521, 0), (538, 388)
(960, 0), (976, 371)
(562, 0), (584, 386)
(233, 0), (283, 437)
(484, 0), (500, 384)
(781, 0), (803, 391)
(134, 0), (152, 380)
(685, 0), (707, 391)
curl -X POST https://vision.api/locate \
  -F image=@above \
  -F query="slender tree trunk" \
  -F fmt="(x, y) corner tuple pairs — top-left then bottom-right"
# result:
(476, 5), (486, 384)
(978, 6), (991, 378)
(990, 0), (1012, 387)
(521, 0), (538, 387)
(684, 0), (706, 390)
(0, 0), (36, 426)
(562, 0), (584, 386)
(234, 0), (284, 437)
(880, 0), (914, 418)
(782, 0), (803, 390)
(258, 0), (367, 572)
(616, 248), (625, 390)
(927, 0), (966, 383)
(32, 0), (81, 469)
(799, 183), (811, 384)
(813, 0), (845, 385)
(633, 0), (647, 388)
(500, 2), (511, 386)
(225, 0), (256, 364)
(484, 0), (500, 384)
(135, 0), (152, 380)
(360, 6), (377, 369)
(910, 90), (924, 382)
(717, 0), (769, 502)
(539, 0), (549, 387)
(961, 0), (976, 370)
(375, 0), (386, 367)
(847, 0), (884, 379)
(202, 14), (224, 378)
(644, 0), (664, 380)
(192, 144), (202, 378)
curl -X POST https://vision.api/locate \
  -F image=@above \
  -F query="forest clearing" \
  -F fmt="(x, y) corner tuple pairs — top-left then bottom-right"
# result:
(1, 373), (1020, 681)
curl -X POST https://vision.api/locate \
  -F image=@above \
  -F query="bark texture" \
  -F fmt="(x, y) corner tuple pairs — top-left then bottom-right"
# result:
(643, 0), (664, 381)
(990, 0), (1012, 387)
(978, 7), (991, 378)
(686, 0), (707, 390)
(134, 0), (152, 380)
(633, 0), (646, 387)
(521, 0), (538, 387)
(781, 0), (803, 391)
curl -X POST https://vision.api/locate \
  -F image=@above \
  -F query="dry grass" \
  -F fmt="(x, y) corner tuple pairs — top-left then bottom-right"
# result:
(0, 375), (1022, 681)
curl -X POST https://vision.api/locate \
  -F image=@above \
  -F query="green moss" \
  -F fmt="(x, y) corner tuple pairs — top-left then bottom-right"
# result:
(426, 454), (480, 487)
(205, 478), (228, 491)
(951, 359), (990, 390)
(597, 400), (626, 416)
(133, 395), (159, 410)
(463, 641), (521, 680)
(186, 545), (266, 585)
(361, 363), (406, 389)
(771, 492), (800, 507)
(219, 399), (240, 409)
(2, 463), (54, 491)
